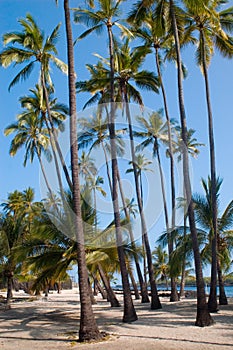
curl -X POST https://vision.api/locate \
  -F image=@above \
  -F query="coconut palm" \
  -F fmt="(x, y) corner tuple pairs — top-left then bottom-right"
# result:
(0, 188), (39, 308)
(129, 0), (213, 325)
(63, 0), (101, 340)
(4, 110), (54, 199)
(0, 215), (24, 308)
(193, 177), (233, 305)
(73, 0), (138, 322)
(174, 127), (205, 161)
(183, 0), (233, 313)
(0, 14), (71, 190)
(152, 246), (169, 290)
(134, 110), (179, 301)
(19, 84), (72, 191)
(107, 38), (161, 310)
(168, 0), (213, 326)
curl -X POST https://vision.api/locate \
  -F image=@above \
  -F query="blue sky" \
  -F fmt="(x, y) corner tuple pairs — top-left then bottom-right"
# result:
(1, 0), (233, 253)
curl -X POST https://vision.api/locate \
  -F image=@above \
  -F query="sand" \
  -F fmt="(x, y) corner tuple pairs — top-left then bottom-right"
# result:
(0, 288), (232, 350)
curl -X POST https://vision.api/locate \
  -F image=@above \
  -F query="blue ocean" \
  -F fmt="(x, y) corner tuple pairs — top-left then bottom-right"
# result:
(157, 285), (233, 297)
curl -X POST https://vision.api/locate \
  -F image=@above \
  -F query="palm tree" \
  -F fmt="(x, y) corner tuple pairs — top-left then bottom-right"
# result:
(107, 38), (162, 310)
(152, 246), (169, 290)
(19, 84), (73, 191)
(128, 0), (213, 325)
(0, 188), (38, 308)
(174, 127), (205, 161)
(134, 110), (179, 301)
(193, 177), (233, 305)
(0, 215), (24, 308)
(63, 0), (102, 341)
(168, 0), (213, 326)
(183, 0), (233, 313)
(73, 0), (138, 322)
(0, 14), (72, 191)
(4, 109), (54, 199)
(78, 151), (97, 181)
(126, 153), (153, 208)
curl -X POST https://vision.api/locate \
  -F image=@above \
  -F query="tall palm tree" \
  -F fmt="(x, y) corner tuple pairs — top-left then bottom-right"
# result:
(4, 110), (54, 199)
(63, 0), (102, 341)
(0, 14), (72, 191)
(134, 110), (179, 301)
(169, 0), (213, 326)
(19, 84), (72, 191)
(193, 177), (233, 305)
(127, 0), (195, 301)
(129, 0), (213, 325)
(183, 0), (233, 313)
(108, 39), (161, 310)
(74, 0), (138, 322)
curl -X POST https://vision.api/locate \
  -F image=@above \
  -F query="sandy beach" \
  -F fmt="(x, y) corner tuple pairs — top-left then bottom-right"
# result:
(0, 289), (232, 350)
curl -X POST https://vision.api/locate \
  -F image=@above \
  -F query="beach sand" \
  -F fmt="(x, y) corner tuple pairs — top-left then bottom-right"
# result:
(0, 289), (232, 350)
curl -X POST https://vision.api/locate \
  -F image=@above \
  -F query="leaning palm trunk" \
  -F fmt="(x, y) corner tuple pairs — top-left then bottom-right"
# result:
(170, 0), (213, 326)
(97, 263), (120, 307)
(129, 268), (140, 300)
(201, 33), (218, 313)
(155, 47), (178, 302)
(92, 274), (107, 299)
(106, 20), (137, 322)
(64, 0), (101, 341)
(124, 92), (161, 310)
(117, 168), (150, 303)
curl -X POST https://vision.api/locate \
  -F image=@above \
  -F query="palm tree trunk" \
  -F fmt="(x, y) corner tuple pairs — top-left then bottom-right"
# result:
(170, 0), (213, 326)
(155, 46), (178, 302)
(101, 142), (113, 194)
(129, 268), (140, 300)
(107, 21), (137, 323)
(156, 148), (179, 301)
(124, 92), (161, 310)
(97, 264), (120, 307)
(117, 168), (149, 303)
(64, 0), (101, 341)
(88, 278), (97, 304)
(217, 258), (228, 305)
(201, 33), (218, 313)
(94, 276), (107, 299)
(6, 271), (13, 309)
(93, 276), (98, 296)
(180, 215), (187, 298)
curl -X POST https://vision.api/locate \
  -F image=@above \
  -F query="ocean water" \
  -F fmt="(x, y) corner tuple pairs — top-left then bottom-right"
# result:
(157, 285), (233, 298)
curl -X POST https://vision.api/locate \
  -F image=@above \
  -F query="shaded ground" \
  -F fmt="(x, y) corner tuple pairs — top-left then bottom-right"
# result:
(0, 289), (232, 350)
